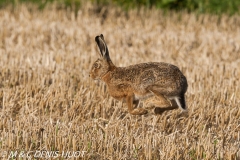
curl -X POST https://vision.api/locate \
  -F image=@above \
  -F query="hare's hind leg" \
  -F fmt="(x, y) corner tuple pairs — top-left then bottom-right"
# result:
(148, 88), (179, 114)
(126, 95), (148, 115)
(148, 88), (172, 106)
(144, 95), (171, 109)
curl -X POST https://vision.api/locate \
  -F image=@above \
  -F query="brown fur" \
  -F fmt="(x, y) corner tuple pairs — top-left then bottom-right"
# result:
(90, 34), (188, 115)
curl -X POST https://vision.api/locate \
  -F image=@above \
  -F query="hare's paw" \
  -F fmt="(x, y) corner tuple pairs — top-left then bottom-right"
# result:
(130, 108), (148, 115)
(154, 107), (167, 114)
(154, 105), (179, 114)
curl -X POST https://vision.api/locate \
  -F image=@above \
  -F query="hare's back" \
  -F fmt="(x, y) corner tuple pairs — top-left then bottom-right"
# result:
(134, 62), (187, 95)
(135, 62), (184, 77)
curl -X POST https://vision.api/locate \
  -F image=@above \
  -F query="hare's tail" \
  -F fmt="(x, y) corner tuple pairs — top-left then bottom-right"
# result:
(175, 94), (187, 111)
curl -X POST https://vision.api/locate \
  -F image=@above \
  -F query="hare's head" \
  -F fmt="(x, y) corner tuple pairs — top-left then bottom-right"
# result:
(90, 34), (113, 80)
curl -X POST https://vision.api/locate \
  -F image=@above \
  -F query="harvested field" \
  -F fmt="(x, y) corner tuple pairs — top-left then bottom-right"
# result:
(0, 3), (239, 160)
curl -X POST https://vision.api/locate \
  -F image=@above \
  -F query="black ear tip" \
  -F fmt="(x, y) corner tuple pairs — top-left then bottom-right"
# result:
(100, 34), (104, 39)
(95, 34), (104, 42)
(95, 35), (99, 42)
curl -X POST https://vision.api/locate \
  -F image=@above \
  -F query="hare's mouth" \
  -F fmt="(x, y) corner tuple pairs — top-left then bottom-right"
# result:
(93, 78), (100, 81)
(89, 75), (100, 81)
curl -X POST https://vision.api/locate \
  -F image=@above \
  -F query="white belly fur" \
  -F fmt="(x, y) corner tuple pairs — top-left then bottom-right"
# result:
(134, 93), (154, 101)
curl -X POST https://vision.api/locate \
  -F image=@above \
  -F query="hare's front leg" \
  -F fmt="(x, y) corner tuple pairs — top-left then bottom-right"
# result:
(126, 95), (148, 115)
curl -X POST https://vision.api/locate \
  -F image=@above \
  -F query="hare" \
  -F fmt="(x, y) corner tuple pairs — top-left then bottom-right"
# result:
(89, 34), (188, 115)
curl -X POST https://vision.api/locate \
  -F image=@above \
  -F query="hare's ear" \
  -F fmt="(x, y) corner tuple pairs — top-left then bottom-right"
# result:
(95, 34), (110, 61)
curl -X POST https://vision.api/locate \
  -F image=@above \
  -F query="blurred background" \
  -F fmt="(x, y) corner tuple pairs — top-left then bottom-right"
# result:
(0, 0), (239, 159)
(1, 0), (240, 15)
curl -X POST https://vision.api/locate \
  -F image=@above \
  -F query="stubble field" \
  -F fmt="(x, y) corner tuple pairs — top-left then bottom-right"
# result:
(0, 3), (239, 160)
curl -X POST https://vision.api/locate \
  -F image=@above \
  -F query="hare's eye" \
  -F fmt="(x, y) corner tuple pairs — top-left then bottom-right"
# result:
(94, 63), (100, 69)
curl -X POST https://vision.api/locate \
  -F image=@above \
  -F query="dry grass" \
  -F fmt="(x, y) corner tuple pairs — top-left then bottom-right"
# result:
(0, 3), (239, 160)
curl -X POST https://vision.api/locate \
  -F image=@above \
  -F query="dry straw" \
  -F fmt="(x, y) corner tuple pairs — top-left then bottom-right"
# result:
(0, 3), (239, 160)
